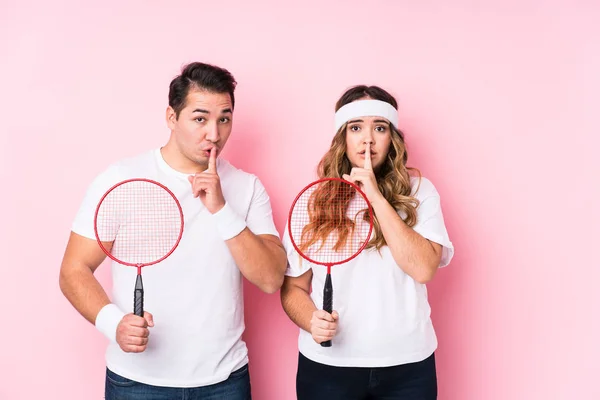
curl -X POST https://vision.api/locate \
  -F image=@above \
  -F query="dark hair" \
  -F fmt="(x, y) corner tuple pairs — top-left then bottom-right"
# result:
(168, 62), (237, 118)
(335, 85), (398, 112)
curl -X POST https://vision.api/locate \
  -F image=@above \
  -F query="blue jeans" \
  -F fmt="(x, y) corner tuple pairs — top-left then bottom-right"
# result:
(105, 364), (251, 400)
(296, 352), (437, 400)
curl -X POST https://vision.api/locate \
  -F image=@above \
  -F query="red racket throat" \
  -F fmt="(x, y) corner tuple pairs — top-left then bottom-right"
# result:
(93, 178), (184, 316)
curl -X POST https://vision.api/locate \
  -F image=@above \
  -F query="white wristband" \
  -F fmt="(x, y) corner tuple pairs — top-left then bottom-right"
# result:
(95, 303), (126, 343)
(212, 202), (247, 241)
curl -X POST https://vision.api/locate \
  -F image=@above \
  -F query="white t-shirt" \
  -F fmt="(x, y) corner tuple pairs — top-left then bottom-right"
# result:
(283, 176), (454, 368)
(71, 148), (279, 387)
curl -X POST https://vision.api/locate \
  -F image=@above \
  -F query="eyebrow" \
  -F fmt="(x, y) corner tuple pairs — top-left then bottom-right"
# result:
(191, 108), (233, 114)
(347, 118), (390, 125)
(373, 119), (390, 124)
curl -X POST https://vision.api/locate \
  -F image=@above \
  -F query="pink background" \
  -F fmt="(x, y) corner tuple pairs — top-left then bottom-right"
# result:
(1, 1), (599, 399)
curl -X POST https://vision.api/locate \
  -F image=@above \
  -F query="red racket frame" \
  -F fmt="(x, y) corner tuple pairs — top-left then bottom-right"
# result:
(93, 178), (184, 317)
(93, 178), (184, 273)
(287, 177), (374, 273)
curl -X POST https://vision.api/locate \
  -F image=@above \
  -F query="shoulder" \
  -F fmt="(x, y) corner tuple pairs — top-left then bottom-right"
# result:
(111, 149), (156, 176)
(89, 150), (157, 191)
(218, 158), (260, 185)
(410, 175), (439, 201)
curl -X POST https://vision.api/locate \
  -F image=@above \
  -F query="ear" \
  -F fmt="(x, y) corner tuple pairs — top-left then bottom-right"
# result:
(166, 106), (177, 129)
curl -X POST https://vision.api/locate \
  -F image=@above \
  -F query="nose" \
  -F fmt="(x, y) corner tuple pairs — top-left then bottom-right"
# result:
(362, 129), (375, 145)
(205, 121), (220, 143)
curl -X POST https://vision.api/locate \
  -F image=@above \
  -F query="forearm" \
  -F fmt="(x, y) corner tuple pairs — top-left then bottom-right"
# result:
(281, 284), (317, 333)
(59, 265), (111, 324)
(226, 230), (286, 293)
(371, 196), (440, 283)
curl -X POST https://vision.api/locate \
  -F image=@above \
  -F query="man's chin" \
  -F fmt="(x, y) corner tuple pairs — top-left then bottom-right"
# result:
(186, 154), (208, 167)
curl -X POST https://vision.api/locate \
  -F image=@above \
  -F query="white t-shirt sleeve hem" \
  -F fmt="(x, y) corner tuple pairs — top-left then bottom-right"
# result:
(282, 220), (313, 277)
(411, 177), (454, 268)
(413, 230), (455, 268)
(284, 260), (312, 278)
(71, 165), (122, 240)
(244, 177), (280, 237)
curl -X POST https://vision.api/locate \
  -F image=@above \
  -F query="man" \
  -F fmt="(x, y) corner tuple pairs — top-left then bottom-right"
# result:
(59, 62), (287, 399)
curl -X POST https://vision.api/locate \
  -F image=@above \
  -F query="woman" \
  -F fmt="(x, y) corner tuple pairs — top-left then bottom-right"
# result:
(281, 85), (454, 399)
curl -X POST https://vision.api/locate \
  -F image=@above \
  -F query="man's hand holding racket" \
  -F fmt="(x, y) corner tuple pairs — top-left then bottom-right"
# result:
(188, 147), (225, 214)
(94, 178), (184, 354)
(116, 312), (155, 353)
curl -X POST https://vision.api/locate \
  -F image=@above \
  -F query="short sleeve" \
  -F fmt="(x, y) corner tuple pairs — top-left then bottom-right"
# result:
(281, 221), (313, 277)
(244, 177), (280, 237)
(71, 166), (122, 240)
(411, 177), (454, 267)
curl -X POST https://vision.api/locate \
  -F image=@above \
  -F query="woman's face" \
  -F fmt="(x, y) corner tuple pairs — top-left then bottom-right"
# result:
(344, 113), (393, 170)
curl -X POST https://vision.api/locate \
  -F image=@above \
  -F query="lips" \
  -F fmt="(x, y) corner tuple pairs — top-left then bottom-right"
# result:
(200, 145), (218, 155)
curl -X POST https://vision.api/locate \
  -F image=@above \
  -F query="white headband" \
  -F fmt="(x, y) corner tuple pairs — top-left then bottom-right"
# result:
(334, 99), (399, 132)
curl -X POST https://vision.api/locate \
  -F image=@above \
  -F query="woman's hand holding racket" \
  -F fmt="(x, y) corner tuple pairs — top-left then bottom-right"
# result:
(342, 143), (383, 204)
(288, 177), (374, 347)
(310, 310), (340, 345)
(188, 147), (226, 214)
(116, 312), (155, 353)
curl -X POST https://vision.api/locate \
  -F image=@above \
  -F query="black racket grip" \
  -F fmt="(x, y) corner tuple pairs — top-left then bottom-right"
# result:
(321, 273), (333, 348)
(134, 275), (144, 317)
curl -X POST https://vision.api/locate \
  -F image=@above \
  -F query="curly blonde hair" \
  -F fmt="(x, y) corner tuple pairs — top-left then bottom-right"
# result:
(305, 85), (421, 251)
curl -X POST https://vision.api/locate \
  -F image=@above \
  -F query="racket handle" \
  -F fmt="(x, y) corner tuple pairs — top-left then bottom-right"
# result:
(134, 275), (144, 317)
(321, 273), (333, 348)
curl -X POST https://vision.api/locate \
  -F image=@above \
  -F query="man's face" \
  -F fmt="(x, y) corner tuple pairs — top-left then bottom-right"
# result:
(166, 89), (233, 168)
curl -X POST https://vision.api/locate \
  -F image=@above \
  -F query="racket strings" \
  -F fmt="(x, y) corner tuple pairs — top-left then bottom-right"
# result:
(96, 181), (182, 265)
(305, 182), (355, 251)
(290, 180), (372, 264)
